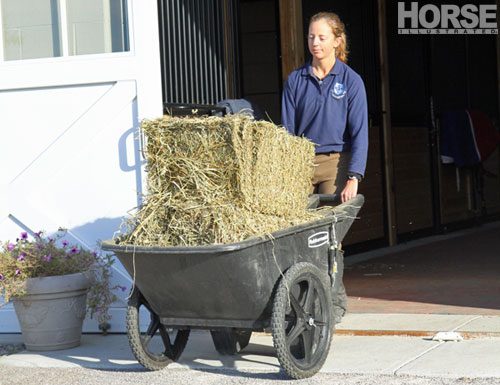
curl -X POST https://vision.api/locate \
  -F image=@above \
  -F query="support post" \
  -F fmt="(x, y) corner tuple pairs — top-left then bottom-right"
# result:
(377, 0), (397, 246)
(222, 0), (239, 98)
(497, 0), (500, 205)
(279, 0), (304, 81)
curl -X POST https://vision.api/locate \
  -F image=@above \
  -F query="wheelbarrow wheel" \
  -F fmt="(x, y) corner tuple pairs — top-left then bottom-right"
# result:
(210, 328), (252, 355)
(126, 287), (190, 370)
(271, 262), (333, 379)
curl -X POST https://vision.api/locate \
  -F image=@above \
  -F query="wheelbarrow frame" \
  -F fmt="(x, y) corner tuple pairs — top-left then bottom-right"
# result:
(101, 194), (364, 378)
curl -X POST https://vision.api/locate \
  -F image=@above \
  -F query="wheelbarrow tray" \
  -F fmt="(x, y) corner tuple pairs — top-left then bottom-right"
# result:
(102, 195), (364, 330)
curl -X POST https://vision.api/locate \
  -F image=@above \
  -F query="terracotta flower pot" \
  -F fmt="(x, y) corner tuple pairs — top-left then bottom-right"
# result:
(13, 272), (90, 351)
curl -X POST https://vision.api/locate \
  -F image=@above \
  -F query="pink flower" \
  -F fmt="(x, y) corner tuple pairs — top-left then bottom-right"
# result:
(0, 273), (4, 281)
(62, 240), (69, 247)
(42, 254), (52, 262)
(17, 252), (26, 262)
(20, 232), (28, 240)
(15, 269), (21, 276)
(70, 246), (79, 254)
(7, 243), (15, 251)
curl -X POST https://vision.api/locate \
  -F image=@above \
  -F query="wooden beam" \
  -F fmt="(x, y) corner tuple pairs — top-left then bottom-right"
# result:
(377, 0), (397, 246)
(497, 0), (500, 198)
(497, 0), (500, 127)
(279, 0), (305, 81)
(222, 0), (238, 98)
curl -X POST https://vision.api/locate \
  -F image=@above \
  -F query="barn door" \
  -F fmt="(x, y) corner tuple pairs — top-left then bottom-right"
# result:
(0, 0), (163, 332)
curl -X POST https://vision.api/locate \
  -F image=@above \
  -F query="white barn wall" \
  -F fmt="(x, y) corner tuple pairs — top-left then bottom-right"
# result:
(0, 0), (163, 333)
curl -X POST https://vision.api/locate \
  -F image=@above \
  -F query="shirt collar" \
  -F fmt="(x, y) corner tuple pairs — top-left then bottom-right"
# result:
(302, 59), (344, 77)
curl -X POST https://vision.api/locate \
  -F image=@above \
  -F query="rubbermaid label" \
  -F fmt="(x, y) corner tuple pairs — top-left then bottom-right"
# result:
(308, 231), (329, 248)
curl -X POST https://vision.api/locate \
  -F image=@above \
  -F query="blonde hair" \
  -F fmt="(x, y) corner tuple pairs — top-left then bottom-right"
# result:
(309, 12), (349, 63)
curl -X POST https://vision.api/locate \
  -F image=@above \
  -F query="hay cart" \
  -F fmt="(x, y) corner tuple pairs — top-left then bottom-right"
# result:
(102, 194), (363, 379)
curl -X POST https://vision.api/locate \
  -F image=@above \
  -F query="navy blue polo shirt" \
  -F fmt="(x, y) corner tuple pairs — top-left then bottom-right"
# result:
(281, 60), (368, 176)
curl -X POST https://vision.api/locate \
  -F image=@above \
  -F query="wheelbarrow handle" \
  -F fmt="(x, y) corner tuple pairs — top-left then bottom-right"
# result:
(307, 194), (340, 209)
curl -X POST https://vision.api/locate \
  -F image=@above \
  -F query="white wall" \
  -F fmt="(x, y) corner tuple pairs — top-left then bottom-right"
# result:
(0, 0), (163, 333)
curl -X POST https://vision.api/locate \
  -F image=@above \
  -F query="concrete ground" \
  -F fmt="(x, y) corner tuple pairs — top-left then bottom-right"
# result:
(0, 319), (499, 379)
(1, 222), (499, 382)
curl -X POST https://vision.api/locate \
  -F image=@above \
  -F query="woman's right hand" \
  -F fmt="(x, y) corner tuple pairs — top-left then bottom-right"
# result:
(341, 179), (358, 203)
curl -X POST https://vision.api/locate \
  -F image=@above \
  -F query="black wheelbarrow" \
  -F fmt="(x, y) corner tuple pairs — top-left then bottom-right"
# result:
(101, 194), (364, 379)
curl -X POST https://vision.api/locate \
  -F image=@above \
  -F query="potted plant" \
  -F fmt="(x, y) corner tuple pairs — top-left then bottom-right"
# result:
(0, 229), (121, 351)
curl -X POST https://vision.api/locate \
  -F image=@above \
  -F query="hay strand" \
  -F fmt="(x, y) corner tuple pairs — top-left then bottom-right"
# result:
(122, 115), (322, 246)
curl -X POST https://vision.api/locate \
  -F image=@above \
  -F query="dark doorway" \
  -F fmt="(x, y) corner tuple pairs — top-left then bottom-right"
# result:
(386, 1), (499, 239)
(301, 0), (386, 248)
(238, 0), (282, 122)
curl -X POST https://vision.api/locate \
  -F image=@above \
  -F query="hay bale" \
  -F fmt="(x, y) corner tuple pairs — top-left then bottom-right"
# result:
(124, 115), (321, 246)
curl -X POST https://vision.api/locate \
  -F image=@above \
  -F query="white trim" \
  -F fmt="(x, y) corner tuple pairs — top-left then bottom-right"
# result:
(0, 57), (137, 90)
(0, 0), (4, 61)
(126, 0), (136, 54)
(59, 0), (70, 56)
(103, 0), (112, 53)
(0, 50), (133, 68)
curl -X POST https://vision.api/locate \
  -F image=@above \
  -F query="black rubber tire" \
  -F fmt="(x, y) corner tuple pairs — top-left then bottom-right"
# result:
(126, 287), (190, 370)
(271, 262), (333, 379)
(210, 328), (252, 355)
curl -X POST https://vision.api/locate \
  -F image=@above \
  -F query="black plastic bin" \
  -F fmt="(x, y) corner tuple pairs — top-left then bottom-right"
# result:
(102, 195), (364, 379)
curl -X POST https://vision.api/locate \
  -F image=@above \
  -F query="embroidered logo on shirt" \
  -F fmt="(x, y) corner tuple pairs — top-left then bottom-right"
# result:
(331, 82), (347, 99)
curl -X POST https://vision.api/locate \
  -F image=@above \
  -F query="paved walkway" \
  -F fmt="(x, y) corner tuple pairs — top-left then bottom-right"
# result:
(1, 222), (499, 379)
(344, 221), (500, 315)
(1, 314), (499, 378)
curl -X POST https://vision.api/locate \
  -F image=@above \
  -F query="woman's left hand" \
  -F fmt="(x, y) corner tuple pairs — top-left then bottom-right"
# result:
(341, 179), (358, 203)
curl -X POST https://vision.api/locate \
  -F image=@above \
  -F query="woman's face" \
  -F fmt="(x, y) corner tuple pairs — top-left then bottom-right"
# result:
(308, 19), (341, 61)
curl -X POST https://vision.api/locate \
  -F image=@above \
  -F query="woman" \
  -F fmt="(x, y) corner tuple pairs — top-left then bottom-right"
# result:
(281, 12), (368, 203)
(281, 12), (368, 323)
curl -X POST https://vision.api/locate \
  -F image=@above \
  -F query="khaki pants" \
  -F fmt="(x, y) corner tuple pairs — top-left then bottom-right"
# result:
(312, 152), (350, 195)
(312, 152), (350, 323)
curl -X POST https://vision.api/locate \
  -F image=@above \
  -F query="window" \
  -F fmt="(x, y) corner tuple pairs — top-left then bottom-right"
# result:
(0, 0), (129, 61)
(66, 0), (128, 55)
(1, 0), (61, 60)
